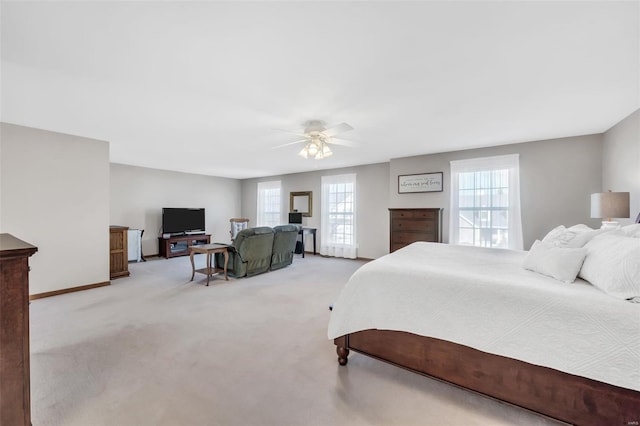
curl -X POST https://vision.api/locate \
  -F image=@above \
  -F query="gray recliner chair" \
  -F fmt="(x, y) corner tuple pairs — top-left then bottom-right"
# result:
(271, 225), (300, 270)
(217, 227), (274, 278)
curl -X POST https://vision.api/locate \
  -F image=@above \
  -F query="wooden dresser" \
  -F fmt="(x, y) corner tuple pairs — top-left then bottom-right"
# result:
(0, 233), (38, 425)
(389, 208), (443, 252)
(109, 226), (130, 279)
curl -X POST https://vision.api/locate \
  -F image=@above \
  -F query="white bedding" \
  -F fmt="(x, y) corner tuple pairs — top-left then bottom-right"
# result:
(328, 242), (640, 392)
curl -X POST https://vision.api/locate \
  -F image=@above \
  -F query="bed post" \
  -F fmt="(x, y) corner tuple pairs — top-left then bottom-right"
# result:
(334, 335), (350, 366)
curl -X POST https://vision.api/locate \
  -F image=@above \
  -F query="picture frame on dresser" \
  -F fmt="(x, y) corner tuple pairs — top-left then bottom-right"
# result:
(398, 172), (443, 193)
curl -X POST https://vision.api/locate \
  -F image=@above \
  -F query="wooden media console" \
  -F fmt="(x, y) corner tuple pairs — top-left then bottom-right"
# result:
(158, 234), (211, 259)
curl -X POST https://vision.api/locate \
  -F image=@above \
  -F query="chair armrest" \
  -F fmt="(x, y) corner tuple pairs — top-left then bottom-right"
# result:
(220, 245), (245, 263)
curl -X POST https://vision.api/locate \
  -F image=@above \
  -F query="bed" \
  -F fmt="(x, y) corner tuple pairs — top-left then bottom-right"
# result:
(328, 233), (640, 426)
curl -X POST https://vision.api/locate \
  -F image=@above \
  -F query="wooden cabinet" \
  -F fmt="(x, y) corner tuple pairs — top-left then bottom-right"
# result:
(0, 234), (38, 426)
(158, 234), (211, 259)
(110, 226), (130, 279)
(389, 208), (442, 252)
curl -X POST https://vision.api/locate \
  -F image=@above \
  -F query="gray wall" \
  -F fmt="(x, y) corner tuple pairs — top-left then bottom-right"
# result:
(602, 108), (639, 223)
(0, 112), (630, 294)
(389, 135), (603, 249)
(0, 123), (110, 294)
(241, 162), (390, 259)
(110, 164), (242, 255)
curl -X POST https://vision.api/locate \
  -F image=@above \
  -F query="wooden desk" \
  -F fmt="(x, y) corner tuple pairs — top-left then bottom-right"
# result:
(189, 244), (229, 286)
(299, 228), (317, 258)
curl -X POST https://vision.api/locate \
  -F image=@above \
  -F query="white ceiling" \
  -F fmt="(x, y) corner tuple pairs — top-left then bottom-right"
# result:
(1, 1), (638, 179)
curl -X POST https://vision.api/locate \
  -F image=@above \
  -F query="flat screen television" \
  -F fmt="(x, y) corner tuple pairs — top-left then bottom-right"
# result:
(288, 212), (303, 224)
(162, 208), (205, 235)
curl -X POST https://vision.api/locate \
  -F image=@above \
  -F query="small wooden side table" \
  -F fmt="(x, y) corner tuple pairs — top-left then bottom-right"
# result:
(189, 244), (229, 286)
(298, 227), (317, 258)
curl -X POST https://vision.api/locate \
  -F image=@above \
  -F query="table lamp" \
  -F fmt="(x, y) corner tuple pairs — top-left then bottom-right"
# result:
(590, 191), (630, 229)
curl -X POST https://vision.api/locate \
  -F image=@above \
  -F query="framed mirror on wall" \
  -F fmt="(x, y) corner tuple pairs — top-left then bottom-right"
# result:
(290, 191), (313, 217)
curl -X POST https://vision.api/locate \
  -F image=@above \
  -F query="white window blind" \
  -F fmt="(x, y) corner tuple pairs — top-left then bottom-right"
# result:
(449, 154), (523, 250)
(257, 180), (281, 227)
(320, 173), (357, 259)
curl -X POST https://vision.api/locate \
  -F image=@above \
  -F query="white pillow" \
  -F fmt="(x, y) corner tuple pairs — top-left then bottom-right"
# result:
(579, 233), (640, 300)
(541, 225), (567, 242)
(541, 224), (609, 248)
(523, 240), (588, 283)
(620, 224), (640, 238)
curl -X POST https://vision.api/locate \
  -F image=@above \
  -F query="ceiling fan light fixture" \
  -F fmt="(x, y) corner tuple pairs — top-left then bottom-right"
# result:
(307, 142), (319, 156)
(312, 142), (333, 160)
(298, 147), (309, 159)
(289, 121), (353, 160)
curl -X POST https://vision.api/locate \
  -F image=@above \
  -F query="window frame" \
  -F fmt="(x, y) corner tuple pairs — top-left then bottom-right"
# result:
(320, 173), (357, 258)
(256, 180), (282, 227)
(449, 155), (523, 250)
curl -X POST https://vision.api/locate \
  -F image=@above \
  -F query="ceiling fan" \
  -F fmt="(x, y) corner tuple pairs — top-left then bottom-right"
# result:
(273, 120), (356, 160)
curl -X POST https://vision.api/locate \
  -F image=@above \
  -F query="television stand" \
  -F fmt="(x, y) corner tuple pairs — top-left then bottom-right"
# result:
(158, 234), (211, 259)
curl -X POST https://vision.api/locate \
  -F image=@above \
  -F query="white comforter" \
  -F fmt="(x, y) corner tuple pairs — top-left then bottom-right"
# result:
(328, 242), (640, 391)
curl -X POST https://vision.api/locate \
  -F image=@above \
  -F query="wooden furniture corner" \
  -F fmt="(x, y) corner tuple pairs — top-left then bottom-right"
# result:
(0, 233), (38, 426)
(109, 226), (130, 279)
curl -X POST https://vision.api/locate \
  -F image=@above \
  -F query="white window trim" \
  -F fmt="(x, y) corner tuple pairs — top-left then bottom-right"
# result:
(449, 154), (523, 250)
(257, 180), (282, 227)
(320, 173), (357, 259)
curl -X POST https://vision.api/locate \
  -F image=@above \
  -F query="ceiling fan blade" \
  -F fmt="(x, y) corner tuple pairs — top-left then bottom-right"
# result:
(323, 122), (354, 137)
(327, 138), (357, 148)
(271, 139), (308, 149)
(272, 128), (308, 138)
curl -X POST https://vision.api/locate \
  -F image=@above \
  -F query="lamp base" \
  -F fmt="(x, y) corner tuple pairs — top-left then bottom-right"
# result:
(600, 221), (620, 229)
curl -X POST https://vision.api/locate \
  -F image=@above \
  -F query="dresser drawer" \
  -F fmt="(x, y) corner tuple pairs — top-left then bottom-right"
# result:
(392, 231), (436, 245)
(391, 243), (410, 252)
(391, 210), (437, 220)
(392, 219), (436, 233)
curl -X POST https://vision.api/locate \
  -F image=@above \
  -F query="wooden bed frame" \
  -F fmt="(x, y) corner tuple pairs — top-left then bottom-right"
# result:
(334, 330), (640, 426)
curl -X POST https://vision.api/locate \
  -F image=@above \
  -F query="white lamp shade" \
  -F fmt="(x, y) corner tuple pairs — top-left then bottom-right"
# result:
(590, 192), (630, 219)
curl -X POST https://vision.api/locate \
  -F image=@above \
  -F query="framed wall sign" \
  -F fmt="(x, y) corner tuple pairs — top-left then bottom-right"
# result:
(398, 172), (443, 193)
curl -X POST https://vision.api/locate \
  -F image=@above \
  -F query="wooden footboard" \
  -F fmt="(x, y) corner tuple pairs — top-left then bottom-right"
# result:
(334, 330), (640, 426)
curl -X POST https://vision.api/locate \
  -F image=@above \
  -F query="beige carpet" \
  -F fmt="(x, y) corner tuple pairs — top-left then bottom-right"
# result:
(30, 254), (563, 426)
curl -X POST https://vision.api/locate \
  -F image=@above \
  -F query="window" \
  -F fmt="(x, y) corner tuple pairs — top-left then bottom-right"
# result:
(320, 173), (357, 259)
(257, 181), (281, 227)
(449, 154), (523, 250)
